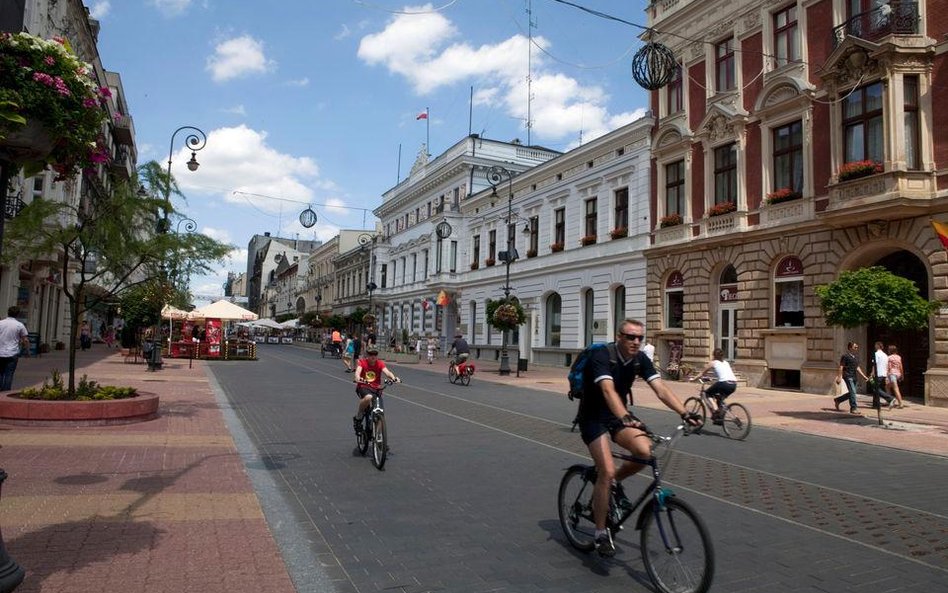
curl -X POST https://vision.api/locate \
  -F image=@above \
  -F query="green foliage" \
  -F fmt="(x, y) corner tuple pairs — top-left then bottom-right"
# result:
(17, 369), (137, 401)
(486, 298), (525, 332)
(324, 314), (346, 330)
(299, 310), (320, 327)
(815, 266), (940, 330)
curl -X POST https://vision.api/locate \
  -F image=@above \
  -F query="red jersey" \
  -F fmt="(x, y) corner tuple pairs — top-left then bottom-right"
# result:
(357, 358), (387, 389)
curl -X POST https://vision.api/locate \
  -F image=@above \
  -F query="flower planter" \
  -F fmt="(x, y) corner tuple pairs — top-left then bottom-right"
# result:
(485, 259), (496, 267)
(0, 391), (159, 425)
(550, 243), (564, 253)
(580, 235), (597, 246)
(0, 120), (56, 163)
(609, 228), (628, 239)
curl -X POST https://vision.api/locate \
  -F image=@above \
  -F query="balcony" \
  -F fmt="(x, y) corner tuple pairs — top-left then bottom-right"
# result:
(112, 113), (134, 145)
(653, 223), (689, 246)
(759, 197), (814, 229)
(833, 1), (920, 47)
(825, 169), (936, 221)
(109, 145), (132, 179)
(701, 211), (747, 237)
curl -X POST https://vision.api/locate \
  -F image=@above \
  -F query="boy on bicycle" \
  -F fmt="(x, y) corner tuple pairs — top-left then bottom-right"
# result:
(694, 347), (738, 424)
(575, 319), (699, 557)
(353, 346), (400, 429)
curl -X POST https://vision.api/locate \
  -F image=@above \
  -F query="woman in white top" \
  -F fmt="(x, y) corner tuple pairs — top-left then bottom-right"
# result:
(696, 348), (738, 419)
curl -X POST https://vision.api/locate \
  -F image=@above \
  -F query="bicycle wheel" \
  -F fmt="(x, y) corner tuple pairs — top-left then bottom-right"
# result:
(460, 369), (471, 386)
(640, 497), (714, 593)
(371, 413), (387, 469)
(683, 397), (706, 430)
(356, 416), (369, 455)
(448, 365), (457, 383)
(721, 403), (751, 440)
(557, 466), (597, 552)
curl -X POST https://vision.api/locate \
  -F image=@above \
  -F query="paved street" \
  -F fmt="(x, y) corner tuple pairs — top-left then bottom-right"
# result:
(2, 344), (948, 592)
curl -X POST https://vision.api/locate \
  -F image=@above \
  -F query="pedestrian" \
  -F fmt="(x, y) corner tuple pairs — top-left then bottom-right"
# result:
(79, 320), (92, 350)
(426, 335), (436, 364)
(886, 344), (905, 409)
(641, 338), (655, 362)
(868, 341), (895, 409)
(834, 342), (870, 414)
(0, 306), (30, 391)
(104, 326), (116, 349)
(331, 328), (343, 356)
(342, 336), (355, 372)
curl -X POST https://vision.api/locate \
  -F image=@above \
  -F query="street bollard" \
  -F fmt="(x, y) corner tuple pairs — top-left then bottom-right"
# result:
(0, 470), (25, 592)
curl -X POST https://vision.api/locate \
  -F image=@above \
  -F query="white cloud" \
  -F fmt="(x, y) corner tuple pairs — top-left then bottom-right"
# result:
(334, 24), (351, 40)
(89, 1), (110, 19)
(206, 35), (274, 83)
(222, 104), (247, 116)
(285, 77), (310, 87)
(149, 0), (191, 17)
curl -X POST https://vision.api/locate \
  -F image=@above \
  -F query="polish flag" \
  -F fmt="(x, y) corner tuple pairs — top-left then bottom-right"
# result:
(416, 111), (428, 120)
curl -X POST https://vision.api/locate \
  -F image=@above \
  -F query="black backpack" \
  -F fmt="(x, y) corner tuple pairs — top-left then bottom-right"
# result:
(567, 343), (617, 401)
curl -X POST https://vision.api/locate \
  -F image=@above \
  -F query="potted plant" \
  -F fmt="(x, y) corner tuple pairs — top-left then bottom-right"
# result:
(660, 213), (683, 228)
(0, 32), (110, 178)
(488, 299), (526, 332)
(837, 160), (883, 182)
(765, 187), (802, 205)
(485, 257), (496, 267)
(707, 201), (736, 217)
(609, 226), (628, 239)
(550, 242), (565, 253)
(580, 234), (597, 246)
(470, 261), (479, 270)
(526, 248), (538, 258)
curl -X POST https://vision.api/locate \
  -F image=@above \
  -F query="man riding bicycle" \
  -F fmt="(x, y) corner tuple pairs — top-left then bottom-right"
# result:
(447, 332), (470, 375)
(694, 347), (737, 424)
(353, 346), (400, 429)
(575, 318), (699, 557)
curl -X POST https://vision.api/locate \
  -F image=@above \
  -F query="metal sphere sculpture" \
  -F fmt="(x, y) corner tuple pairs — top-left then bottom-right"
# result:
(631, 40), (679, 91)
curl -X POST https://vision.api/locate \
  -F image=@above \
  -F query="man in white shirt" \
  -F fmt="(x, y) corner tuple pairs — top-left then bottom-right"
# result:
(641, 339), (655, 362)
(870, 341), (895, 409)
(0, 306), (30, 390)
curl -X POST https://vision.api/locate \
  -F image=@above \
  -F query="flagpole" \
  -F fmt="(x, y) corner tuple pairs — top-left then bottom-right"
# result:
(468, 87), (473, 136)
(396, 143), (401, 184)
(426, 107), (430, 156)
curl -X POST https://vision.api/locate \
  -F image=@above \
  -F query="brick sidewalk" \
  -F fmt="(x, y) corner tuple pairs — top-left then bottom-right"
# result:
(0, 347), (296, 593)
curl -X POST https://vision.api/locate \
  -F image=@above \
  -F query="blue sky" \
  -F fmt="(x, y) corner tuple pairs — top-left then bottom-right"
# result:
(89, 0), (652, 304)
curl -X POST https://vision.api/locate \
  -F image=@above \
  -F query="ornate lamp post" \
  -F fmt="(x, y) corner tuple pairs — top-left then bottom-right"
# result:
(358, 233), (378, 338)
(486, 165), (516, 376)
(161, 126), (206, 233)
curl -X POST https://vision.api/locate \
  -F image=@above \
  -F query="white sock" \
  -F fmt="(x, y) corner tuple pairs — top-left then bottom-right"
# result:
(595, 528), (608, 539)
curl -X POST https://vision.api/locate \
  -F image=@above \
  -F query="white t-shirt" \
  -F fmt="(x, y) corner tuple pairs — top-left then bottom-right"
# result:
(712, 359), (737, 382)
(873, 350), (889, 378)
(0, 317), (28, 357)
(641, 342), (655, 361)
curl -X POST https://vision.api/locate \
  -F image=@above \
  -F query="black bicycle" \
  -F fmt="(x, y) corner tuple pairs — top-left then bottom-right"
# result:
(557, 423), (714, 593)
(354, 379), (395, 469)
(684, 376), (751, 440)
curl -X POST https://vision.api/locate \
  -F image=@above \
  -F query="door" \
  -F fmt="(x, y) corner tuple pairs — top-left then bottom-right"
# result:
(719, 305), (738, 361)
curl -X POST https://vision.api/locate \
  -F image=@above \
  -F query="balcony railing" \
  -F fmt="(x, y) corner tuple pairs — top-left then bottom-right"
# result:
(833, 1), (919, 47)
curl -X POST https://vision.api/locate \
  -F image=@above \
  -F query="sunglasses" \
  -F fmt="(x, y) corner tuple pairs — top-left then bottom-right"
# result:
(619, 332), (644, 342)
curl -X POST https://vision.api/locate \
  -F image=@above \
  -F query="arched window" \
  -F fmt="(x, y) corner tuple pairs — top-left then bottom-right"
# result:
(774, 256), (804, 327)
(665, 271), (684, 329)
(583, 289), (595, 346)
(546, 293), (562, 347)
(613, 285), (626, 335)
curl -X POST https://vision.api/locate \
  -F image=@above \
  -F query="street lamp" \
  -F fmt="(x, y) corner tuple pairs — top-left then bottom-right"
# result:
(358, 232), (378, 336)
(486, 165), (517, 376)
(162, 126), (206, 233)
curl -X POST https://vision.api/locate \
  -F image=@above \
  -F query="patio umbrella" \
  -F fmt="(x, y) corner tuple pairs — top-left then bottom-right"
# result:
(191, 300), (259, 321)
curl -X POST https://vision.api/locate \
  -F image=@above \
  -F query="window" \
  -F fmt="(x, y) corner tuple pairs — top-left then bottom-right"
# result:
(554, 207), (565, 245)
(528, 216), (539, 254)
(453, 187), (460, 210)
(613, 285), (626, 335)
(436, 240), (442, 273)
(583, 289), (594, 346)
(488, 230), (496, 260)
(470, 302), (477, 346)
(391, 261), (396, 286)
(614, 187), (628, 230)
(546, 293), (562, 347)
(584, 198), (597, 237)
(450, 240), (457, 273)
(666, 63), (683, 114)
(773, 120), (803, 193)
(412, 253), (418, 282)
(773, 5), (799, 67)
(774, 256), (804, 327)
(473, 235), (480, 264)
(904, 76), (920, 170)
(843, 81), (883, 164)
(665, 160), (685, 215)
(423, 249), (429, 277)
(665, 271), (684, 329)
(714, 143), (738, 205)
(715, 38), (735, 92)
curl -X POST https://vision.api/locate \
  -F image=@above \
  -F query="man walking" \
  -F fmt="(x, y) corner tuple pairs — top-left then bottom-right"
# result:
(869, 341), (895, 409)
(834, 342), (869, 414)
(0, 306), (30, 391)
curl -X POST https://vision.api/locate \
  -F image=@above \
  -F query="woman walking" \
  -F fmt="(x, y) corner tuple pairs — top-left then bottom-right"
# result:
(886, 345), (905, 408)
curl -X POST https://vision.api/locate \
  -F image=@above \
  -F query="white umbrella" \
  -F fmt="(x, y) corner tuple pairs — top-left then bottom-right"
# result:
(279, 318), (299, 329)
(251, 318), (284, 330)
(192, 299), (259, 321)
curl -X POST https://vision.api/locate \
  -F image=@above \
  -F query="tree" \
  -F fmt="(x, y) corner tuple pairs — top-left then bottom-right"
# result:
(3, 161), (232, 396)
(815, 266), (940, 330)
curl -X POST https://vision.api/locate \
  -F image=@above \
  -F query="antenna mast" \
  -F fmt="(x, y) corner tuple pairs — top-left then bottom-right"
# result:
(526, 0), (534, 145)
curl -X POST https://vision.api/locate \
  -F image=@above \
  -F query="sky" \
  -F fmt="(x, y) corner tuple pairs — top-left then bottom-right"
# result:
(89, 0), (653, 305)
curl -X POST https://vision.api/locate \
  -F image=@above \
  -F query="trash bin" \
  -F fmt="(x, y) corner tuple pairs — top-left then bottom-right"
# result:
(143, 340), (163, 371)
(517, 358), (528, 372)
(26, 332), (40, 356)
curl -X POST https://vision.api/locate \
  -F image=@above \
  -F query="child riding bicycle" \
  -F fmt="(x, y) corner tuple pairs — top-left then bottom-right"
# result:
(692, 348), (737, 423)
(353, 346), (400, 429)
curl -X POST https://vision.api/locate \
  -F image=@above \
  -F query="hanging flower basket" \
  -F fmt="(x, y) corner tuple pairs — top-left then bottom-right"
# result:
(0, 32), (109, 178)
(707, 201), (736, 217)
(490, 301), (525, 332)
(837, 160), (882, 182)
(764, 188), (802, 205)
(660, 213), (683, 228)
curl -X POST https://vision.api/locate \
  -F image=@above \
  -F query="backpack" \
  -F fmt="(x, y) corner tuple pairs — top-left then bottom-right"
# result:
(567, 343), (618, 401)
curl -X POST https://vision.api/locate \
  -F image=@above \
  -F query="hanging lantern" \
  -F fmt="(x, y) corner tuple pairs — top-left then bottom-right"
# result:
(299, 207), (317, 228)
(631, 38), (678, 91)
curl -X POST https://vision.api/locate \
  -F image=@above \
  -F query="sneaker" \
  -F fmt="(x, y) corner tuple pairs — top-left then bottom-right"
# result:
(834, 400), (841, 412)
(612, 482), (633, 512)
(352, 416), (362, 431)
(594, 532), (616, 558)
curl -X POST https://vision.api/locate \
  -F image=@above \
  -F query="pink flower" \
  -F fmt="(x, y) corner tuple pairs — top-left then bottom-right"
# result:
(44, 55), (55, 65)
(83, 98), (98, 108)
(98, 86), (112, 98)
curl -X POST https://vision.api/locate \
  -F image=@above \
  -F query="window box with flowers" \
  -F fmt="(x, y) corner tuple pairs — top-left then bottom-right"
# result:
(526, 249), (537, 258)
(837, 160), (882, 182)
(580, 235), (597, 246)
(764, 188), (802, 206)
(470, 261), (479, 270)
(485, 258), (496, 267)
(550, 242), (565, 253)
(660, 213), (683, 228)
(707, 201), (736, 217)
(0, 32), (110, 179)
(609, 227), (628, 240)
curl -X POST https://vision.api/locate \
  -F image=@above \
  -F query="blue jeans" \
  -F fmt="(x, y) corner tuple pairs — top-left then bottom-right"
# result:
(873, 377), (894, 407)
(834, 377), (858, 410)
(0, 356), (19, 391)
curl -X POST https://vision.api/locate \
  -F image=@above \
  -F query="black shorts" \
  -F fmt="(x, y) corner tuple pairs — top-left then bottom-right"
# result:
(577, 411), (639, 446)
(355, 385), (380, 398)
